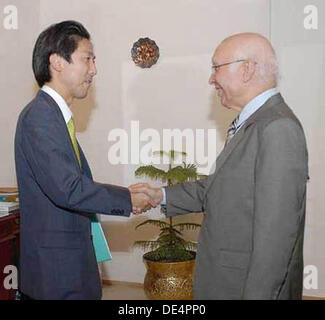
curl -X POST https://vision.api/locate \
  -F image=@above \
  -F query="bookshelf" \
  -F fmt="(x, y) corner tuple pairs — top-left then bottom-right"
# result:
(0, 210), (19, 300)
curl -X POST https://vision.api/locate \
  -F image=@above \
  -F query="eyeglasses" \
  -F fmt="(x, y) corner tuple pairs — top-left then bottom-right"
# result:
(211, 59), (248, 72)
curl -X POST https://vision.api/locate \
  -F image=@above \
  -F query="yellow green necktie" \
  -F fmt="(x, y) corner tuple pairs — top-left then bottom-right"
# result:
(67, 118), (82, 168)
(66, 117), (112, 263)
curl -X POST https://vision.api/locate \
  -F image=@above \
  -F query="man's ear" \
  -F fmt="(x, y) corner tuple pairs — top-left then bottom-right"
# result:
(242, 60), (256, 83)
(49, 53), (64, 72)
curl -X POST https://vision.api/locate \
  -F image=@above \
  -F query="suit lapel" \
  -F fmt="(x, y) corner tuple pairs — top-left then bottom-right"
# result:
(213, 124), (247, 176)
(39, 90), (83, 172)
(204, 121), (248, 195)
(204, 93), (285, 195)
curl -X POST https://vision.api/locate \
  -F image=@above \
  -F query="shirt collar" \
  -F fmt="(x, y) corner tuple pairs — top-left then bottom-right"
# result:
(41, 85), (72, 124)
(237, 87), (279, 129)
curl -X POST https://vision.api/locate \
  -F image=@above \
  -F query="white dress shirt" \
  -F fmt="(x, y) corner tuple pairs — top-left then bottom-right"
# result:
(236, 87), (278, 131)
(41, 85), (73, 124)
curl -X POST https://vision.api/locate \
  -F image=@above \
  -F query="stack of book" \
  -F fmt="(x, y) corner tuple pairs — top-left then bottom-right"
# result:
(0, 187), (19, 202)
(0, 188), (19, 218)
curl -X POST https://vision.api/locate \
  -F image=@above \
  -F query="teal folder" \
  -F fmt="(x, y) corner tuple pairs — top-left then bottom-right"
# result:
(90, 215), (112, 263)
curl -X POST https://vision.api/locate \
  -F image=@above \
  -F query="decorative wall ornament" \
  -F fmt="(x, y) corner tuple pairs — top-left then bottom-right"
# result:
(131, 37), (159, 68)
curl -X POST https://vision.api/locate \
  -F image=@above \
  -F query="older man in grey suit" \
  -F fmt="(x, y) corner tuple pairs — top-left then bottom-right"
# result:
(130, 33), (309, 300)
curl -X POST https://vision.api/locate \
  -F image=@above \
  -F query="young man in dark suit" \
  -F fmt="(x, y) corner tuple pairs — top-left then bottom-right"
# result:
(15, 20), (152, 300)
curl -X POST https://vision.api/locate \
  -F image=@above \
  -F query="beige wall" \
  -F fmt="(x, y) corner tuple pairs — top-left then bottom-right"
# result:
(0, 0), (324, 297)
(0, 0), (40, 186)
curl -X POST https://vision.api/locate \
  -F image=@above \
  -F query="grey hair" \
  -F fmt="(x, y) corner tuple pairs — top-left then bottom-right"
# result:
(256, 50), (279, 84)
(230, 54), (279, 85)
(226, 33), (280, 85)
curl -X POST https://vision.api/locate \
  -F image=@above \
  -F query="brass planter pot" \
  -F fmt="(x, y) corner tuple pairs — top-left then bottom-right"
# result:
(143, 257), (195, 300)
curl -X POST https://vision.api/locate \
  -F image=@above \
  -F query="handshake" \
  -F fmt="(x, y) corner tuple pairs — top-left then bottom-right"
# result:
(128, 183), (163, 214)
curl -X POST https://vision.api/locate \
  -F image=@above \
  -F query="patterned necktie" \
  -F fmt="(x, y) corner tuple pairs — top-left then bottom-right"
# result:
(67, 118), (82, 168)
(225, 114), (240, 145)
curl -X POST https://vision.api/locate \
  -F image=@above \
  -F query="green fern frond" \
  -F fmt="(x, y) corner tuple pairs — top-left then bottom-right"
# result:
(152, 150), (169, 158)
(159, 227), (182, 236)
(162, 233), (188, 244)
(135, 219), (169, 230)
(152, 150), (187, 161)
(183, 241), (198, 251)
(135, 165), (167, 181)
(170, 150), (187, 160)
(157, 233), (185, 246)
(173, 223), (201, 232)
(198, 174), (209, 179)
(156, 233), (176, 243)
(183, 162), (197, 170)
(166, 166), (198, 183)
(133, 240), (161, 251)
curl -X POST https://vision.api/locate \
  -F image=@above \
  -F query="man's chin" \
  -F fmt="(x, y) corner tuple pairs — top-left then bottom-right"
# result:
(75, 91), (89, 100)
(217, 94), (229, 109)
(219, 100), (240, 111)
(227, 104), (242, 112)
(219, 99), (230, 109)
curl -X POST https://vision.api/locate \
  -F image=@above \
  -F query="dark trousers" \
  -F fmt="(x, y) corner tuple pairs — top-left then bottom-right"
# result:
(16, 291), (34, 300)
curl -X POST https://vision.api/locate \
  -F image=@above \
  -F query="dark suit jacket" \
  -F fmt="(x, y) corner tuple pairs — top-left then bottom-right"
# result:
(14, 90), (132, 300)
(163, 94), (309, 299)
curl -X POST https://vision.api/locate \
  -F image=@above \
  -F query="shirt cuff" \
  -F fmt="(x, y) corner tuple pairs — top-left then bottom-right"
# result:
(161, 187), (166, 205)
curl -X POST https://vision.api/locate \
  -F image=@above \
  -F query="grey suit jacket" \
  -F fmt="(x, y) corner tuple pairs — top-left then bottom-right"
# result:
(15, 90), (132, 300)
(163, 94), (309, 300)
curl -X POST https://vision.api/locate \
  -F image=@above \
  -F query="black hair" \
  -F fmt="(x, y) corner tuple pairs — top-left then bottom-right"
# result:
(32, 20), (90, 87)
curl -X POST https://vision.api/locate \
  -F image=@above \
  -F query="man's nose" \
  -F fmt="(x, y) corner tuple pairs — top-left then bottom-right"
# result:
(90, 60), (97, 76)
(209, 73), (215, 85)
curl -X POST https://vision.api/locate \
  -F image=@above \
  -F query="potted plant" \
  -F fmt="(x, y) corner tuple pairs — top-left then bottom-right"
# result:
(133, 150), (205, 300)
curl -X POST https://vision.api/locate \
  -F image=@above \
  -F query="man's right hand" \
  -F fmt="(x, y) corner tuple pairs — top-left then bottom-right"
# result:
(128, 183), (163, 214)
